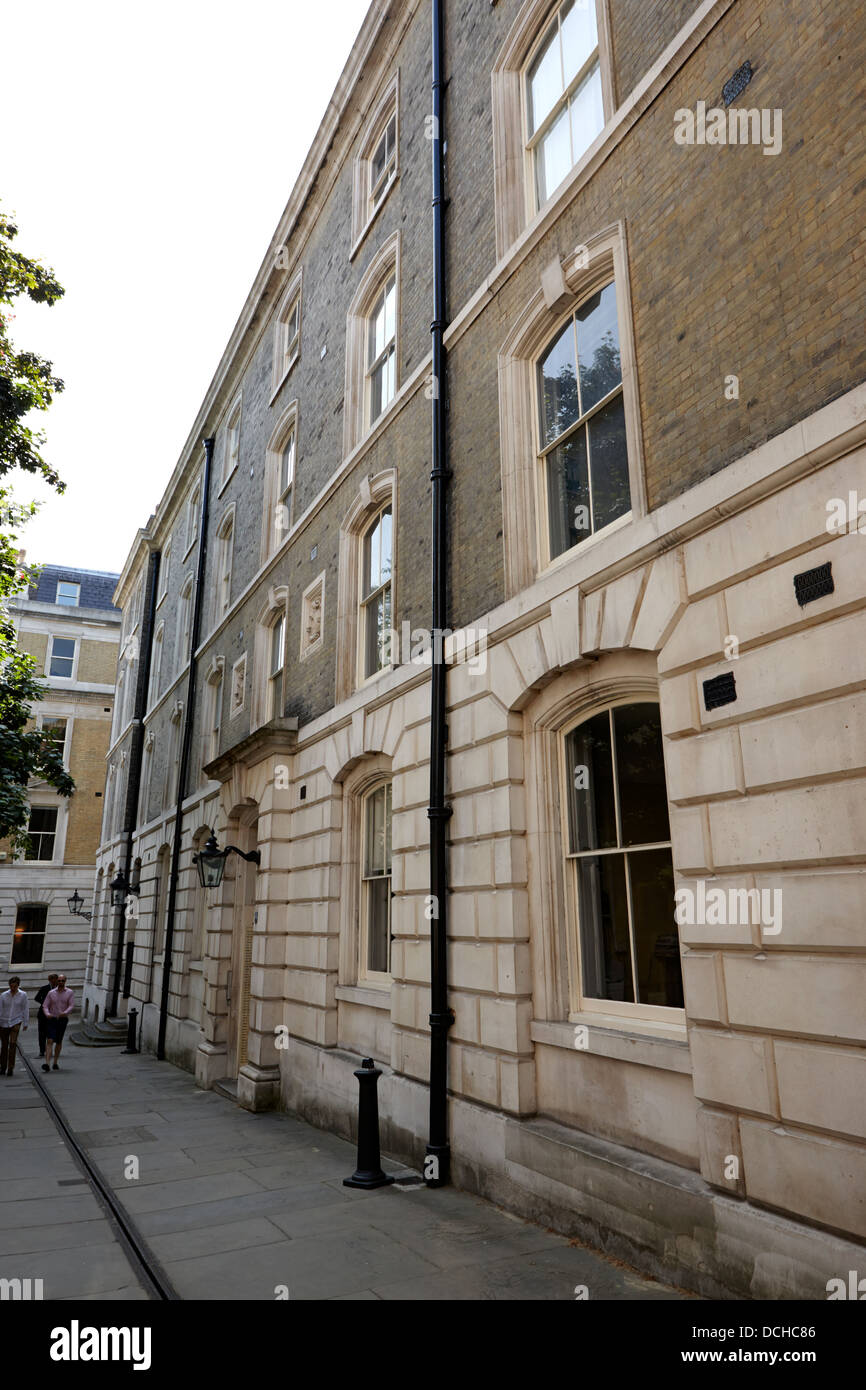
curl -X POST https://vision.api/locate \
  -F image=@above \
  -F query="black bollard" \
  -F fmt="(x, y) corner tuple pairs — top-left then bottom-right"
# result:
(121, 1008), (139, 1055)
(344, 1057), (394, 1189)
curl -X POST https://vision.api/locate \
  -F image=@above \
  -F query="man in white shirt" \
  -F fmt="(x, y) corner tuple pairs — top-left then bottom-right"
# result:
(0, 977), (29, 1076)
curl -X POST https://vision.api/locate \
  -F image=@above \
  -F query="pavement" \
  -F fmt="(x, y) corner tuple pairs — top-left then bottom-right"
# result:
(0, 1034), (691, 1301)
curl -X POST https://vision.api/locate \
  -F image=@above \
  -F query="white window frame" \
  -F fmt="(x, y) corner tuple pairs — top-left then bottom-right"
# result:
(358, 780), (393, 987)
(204, 657), (224, 765)
(365, 273), (397, 432)
(491, 0), (615, 258)
(46, 634), (78, 681)
(343, 232), (400, 458)
(523, 0), (605, 213)
(215, 507), (235, 622)
(351, 73), (400, 257)
(175, 576), (193, 672)
(23, 803), (60, 863)
(270, 268), (302, 401)
(10, 902), (49, 968)
(221, 394), (242, 490)
(335, 470), (396, 703)
(184, 479), (202, 558)
(558, 694), (683, 1027)
(149, 622), (164, 708)
(139, 730), (154, 824)
(357, 503), (394, 687)
(157, 542), (171, 607)
(55, 580), (80, 606)
(536, 277), (629, 562)
(164, 703), (183, 810)
(250, 587), (288, 731)
(262, 403), (298, 563)
(268, 613), (286, 722)
(38, 713), (71, 768)
(497, 222), (644, 597)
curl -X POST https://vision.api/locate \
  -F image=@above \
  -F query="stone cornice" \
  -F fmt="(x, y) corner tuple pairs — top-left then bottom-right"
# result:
(203, 716), (299, 783)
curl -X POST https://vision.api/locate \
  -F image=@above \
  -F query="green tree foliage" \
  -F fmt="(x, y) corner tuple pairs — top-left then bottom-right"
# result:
(0, 206), (74, 848)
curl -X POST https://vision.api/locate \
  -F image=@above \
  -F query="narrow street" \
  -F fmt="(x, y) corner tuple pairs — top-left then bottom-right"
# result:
(0, 1035), (689, 1301)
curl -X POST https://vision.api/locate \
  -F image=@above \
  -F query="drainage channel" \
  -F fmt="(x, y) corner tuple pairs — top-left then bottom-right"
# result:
(19, 1049), (179, 1302)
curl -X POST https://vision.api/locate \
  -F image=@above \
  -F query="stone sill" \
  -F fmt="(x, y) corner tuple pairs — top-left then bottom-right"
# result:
(531, 1018), (692, 1075)
(335, 984), (391, 1011)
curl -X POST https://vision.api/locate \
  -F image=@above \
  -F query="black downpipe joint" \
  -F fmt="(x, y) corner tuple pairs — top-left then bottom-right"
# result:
(426, 0), (453, 1188)
(156, 437), (214, 1061)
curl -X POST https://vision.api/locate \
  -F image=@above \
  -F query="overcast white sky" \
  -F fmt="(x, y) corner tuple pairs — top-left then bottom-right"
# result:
(4, 0), (369, 577)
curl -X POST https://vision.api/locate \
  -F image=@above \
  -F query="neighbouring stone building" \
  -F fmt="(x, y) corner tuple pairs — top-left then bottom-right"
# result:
(0, 563), (121, 990)
(84, 0), (866, 1299)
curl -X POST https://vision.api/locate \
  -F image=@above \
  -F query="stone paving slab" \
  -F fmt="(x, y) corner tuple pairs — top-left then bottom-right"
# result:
(3, 1040), (690, 1302)
(0, 1068), (149, 1300)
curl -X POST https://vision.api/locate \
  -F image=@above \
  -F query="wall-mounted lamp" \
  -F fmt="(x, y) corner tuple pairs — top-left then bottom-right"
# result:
(193, 829), (261, 890)
(67, 889), (93, 922)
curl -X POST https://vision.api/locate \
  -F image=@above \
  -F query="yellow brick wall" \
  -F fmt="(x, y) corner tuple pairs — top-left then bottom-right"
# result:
(65, 716), (112, 863)
(19, 631), (48, 668)
(79, 639), (118, 685)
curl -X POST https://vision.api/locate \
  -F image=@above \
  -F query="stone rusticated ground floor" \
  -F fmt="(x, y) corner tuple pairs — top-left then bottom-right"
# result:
(2, 1044), (687, 1301)
(86, 383), (866, 1300)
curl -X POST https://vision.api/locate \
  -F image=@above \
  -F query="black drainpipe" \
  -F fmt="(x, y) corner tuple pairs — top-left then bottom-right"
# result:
(109, 546), (161, 1018)
(425, 0), (453, 1188)
(156, 436), (214, 1060)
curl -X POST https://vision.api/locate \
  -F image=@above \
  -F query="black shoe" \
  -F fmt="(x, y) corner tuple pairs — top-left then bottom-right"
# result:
(41, 1064), (50, 1072)
(52, 1063), (59, 1070)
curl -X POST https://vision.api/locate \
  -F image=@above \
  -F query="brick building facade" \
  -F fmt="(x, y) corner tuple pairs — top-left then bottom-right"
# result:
(0, 564), (121, 989)
(84, 0), (866, 1297)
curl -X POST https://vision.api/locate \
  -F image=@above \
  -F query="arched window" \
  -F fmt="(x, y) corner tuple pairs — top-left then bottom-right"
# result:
(203, 657), (224, 766)
(271, 270), (302, 398)
(497, 224), (643, 594)
(268, 613), (286, 720)
(359, 505), (393, 682)
(175, 576), (193, 672)
(164, 703), (183, 810)
(185, 478), (201, 554)
(526, 0), (604, 208)
(262, 405), (298, 562)
(538, 279), (628, 558)
(360, 780), (393, 982)
(157, 541), (171, 606)
(139, 730), (154, 823)
(344, 233), (400, 456)
(222, 394), (242, 486)
(351, 74), (399, 252)
(336, 471), (396, 702)
(251, 587), (288, 730)
(491, 0), (613, 256)
(562, 700), (681, 1014)
(215, 509), (234, 621)
(149, 623), (164, 707)
(366, 274), (396, 427)
(112, 670), (125, 742)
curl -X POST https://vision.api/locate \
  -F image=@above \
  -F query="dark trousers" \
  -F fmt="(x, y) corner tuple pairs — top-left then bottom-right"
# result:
(0, 1025), (21, 1074)
(37, 1011), (49, 1055)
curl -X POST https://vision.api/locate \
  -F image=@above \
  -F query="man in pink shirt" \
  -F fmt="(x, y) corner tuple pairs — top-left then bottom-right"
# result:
(42, 974), (74, 1072)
